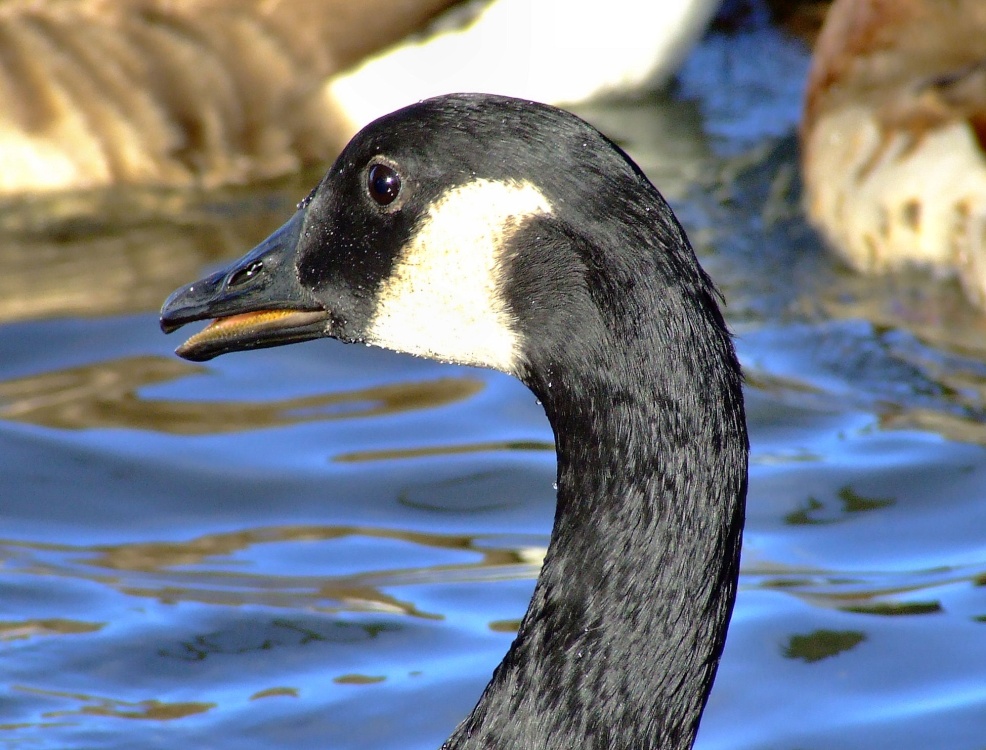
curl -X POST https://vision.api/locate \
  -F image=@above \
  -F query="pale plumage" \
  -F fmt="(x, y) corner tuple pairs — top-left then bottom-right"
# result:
(802, 0), (986, 307)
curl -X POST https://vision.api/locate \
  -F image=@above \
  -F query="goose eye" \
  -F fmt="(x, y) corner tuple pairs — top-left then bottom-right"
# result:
(367, 163), (401, 206)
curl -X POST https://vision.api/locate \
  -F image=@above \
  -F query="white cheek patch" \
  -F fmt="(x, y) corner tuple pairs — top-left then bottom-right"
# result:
(366, 178), (553, 374)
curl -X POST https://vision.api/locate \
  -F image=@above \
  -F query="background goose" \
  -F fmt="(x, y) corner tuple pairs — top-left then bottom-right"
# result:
(801, 0), (986, 308)
(0, 0), (719, 194)
(160, 93), (748, 749)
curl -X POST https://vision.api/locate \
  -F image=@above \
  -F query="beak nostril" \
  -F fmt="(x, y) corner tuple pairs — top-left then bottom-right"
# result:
(228, 260), (264, 288)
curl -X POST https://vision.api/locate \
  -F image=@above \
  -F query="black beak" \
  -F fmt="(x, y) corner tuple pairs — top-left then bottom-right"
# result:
(160, 208), (329, 361)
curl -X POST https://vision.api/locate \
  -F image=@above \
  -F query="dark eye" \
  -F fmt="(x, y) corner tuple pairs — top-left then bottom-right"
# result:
(367, 163), (401, 206)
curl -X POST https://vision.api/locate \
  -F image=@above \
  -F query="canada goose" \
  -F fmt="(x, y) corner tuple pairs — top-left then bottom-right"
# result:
(160, 93), (748, 749)
(0, 0), (718, 194)
(801, 0), (986, 308)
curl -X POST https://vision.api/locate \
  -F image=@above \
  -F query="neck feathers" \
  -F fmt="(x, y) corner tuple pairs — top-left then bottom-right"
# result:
(448, 239), (748, 749)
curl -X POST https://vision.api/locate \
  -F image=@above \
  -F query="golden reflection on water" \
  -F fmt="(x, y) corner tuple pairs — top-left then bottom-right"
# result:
(0, 355), (484, 433)
(6, 515), (963, 630)
(0, 619), (103, 642)
(747, 358), (986, 446)
(818, 272), (986, 359)
(488, 619), (522, 634)
(14, 685), (214, 722)
(814, 273), (986, 444)
(1, 524), (545, 619)
(250, 687), (299, 701)
(741, 551), (976, 619)
(334, 440), (554, 463)
(333, 674), (386, 685)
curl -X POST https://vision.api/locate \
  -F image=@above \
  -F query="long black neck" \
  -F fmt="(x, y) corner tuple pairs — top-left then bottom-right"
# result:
(442, 220), (748, 749)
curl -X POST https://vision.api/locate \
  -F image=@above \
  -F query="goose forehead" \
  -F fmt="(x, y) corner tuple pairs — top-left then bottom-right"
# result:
(365, 178), (554, 374)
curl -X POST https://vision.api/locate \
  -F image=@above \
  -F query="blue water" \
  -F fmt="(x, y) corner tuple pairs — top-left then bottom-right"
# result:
(3, 16), (986, 750)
